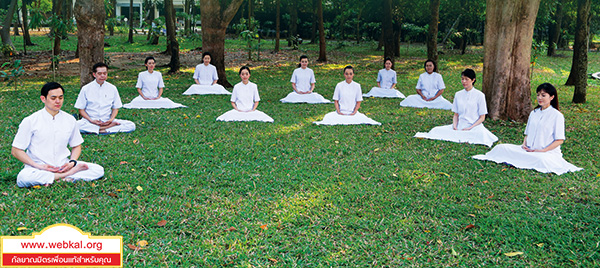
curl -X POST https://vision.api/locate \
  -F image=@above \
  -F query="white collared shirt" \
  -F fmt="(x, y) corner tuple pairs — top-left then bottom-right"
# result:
(452, 88), (487, 129)
(525, 106), (565, 151)
(12, 109), (84, 167)
(377, 68), (397, 89)
(74, 80), (123, 121)
(193, 64), (219, 85)
(416, 72), (445, 98)
(290, 67), (316, 92)
(136, 70), (165, 99)
(230, 81), (260, 112)
(333, 80), (363, 114)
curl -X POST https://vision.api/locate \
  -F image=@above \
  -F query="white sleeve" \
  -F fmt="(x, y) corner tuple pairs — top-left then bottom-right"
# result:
(310, 70), (316, 84)
(158, 73), (165, 88)
(74, 88), (87, 109)
(112, 87), (123, 109)
(554, 113), (565, 140)
(356, 83), (363, 101)
(135, 73), (143, 89)
(230, 85), (238, 102)
(415, 75), (423, 89)
(437, 74), (446, 90)
(290, 70), (297, 83)
(193, 66), (200, 80)
(451, 92), (459, 114)
(69, 122), (84, 148)
(333, 83), (341, 101)
(253, 84), (261, 102)
(12, 118), (32, 150)
(477, 93), (488, 115)
(211, 66), (219, 81)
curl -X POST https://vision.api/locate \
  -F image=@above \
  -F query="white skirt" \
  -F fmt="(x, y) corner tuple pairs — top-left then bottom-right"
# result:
(313, 111), (381, 125)
(280, 91), (332, 103)
(78, 119), (136, 134)
(216, 109), (274, 122)
(363, 87), (406, 98)
(183, 84), (231, 95)
(400, 94), (453, 110)
(414, 124), (498, 147)
(123, 96), (187, 109)
(472, 144), (583, 175)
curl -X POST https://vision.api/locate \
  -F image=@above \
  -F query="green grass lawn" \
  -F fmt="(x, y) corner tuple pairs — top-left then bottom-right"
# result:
(1, 35), (599, 267)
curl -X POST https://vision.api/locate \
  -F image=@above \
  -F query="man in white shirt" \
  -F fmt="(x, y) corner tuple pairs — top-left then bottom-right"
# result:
(74, 62), (136, 134)
(11, 82), (105, 187)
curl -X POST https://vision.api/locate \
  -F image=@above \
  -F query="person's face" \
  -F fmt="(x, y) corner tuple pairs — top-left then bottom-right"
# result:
(93, 67), (108, 83)
(145, 59), (155, 72)
(537, 90), (554, 109)
(384, 60), (392, 70)
(344, 68), (354, 82)
(203, 55), (211, 65)
(41, 88), (64, 113)
(300, 58), (308, 68)
(240, 69), (250, 82)
(425, 62), (435, 74)
(461, 75), (474, 89)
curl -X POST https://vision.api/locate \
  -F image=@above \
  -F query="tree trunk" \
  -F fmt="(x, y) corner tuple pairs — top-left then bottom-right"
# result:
(165, 0), (179, 73)
(393, 17), (401, 57)
(482, 0), (541, 122)
(109, 0), (116, 36)
(376, 30), (383, 51)
(128, 0), (134, 43)
(547, 1), (563, 57)
(53, 0), (63, 57)
(382, 0), (394, 61)
(63, 0), (73, 27)
(200, 0), (244, 88)
(74, 0), (105, 86)
(288, 0), (297, 46)
(355, 9), (362, 44)
(316, 0), (326, 62)
(566, 0), (590, 103)
(274, 0), (280, 52)
(0, 0), (18, 49)
(427, 0), (440, 61)
(184, 0), (191, 35)
(13, 9), (19, 36)
(310, 0), (317, 43)
(21, 0), (34, 46)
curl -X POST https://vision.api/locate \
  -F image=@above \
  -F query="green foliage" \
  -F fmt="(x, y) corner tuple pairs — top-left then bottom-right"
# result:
(0, 60), (25, 89)
(402, 23), (428, 43)
(1, 44), (16, 57)
(234, 18), (261, 60)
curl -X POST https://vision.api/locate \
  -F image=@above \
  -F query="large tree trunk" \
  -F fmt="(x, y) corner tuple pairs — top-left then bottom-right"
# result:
(74, 0), (105, 86)
(200, 0), (244, 88)
(382, 0), (394, 60)
(184, 0), (191, 35)
(482, 0), (541, 122)
(165, 0), (179, 73)
(128, 0), (134, 43)
(310, 0), (317, 43)
(427, 0), (440, 61)
(547, 1), (563, 57)
(288, 0), (297, 46)
(13, 10), (19, 36)
(274, 0), (280, 52)
(316, 0), (326, 62)
(21, 0), (34, 46)
(565, 0), (590, 103)
(52, 0), (63, 57)
(0, 0), (18, 49)
(109, 0), (116, 36)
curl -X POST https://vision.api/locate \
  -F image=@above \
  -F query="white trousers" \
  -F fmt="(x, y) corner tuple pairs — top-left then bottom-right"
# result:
(313, 111), (381, 125)
(363, 87), (406, 98)
(78, 119), (136, 134)
(17, 160), (104, 187)
(400, 94), (453, 110)
(183, 84), (231, 95)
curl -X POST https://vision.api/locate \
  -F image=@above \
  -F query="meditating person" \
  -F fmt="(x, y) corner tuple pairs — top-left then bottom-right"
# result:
(473, 83), (582, 175)
(11, 82), (104, 187)
(75, 62), (136, 134)
(280, 55), (331, 103)
(123, 56), (186, 109)
(363, 57), (405, 98)
(414, 69), (498, 146)
(183, 52), (231, 95)
(400, 59), (452, 110)
(314, 65), (381, 125)
(216, 66), (274, 122)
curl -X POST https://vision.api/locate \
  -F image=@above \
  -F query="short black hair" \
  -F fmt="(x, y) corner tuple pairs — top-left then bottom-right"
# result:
(202, 52), (212, 59)
(144, 56), (156, 64)
(424, 59), (438, 73)
(343, 65), (354, 74)
(92, 62), (109, 73)
(41, 82), (64, 97)
(239, 66), (251, 75)
(461, 68), (476, 85)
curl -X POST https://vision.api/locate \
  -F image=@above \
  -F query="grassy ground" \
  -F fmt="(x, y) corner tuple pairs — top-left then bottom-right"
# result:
(1, 35), (599, 267)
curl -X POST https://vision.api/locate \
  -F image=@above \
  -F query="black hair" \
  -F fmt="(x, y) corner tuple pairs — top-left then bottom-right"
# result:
(41, 82), (64, 97)
(92, 62), (109, 73)
(297, 55), (309, 67)
(239, 66), (251, 75)
(202, 52), (212, 60)
(144, 56), (155, 65)
(383, 57), (393, 69)
(424, 59), (438, 73)
(343, 65), (354, 74)
(461, 68), (476, 85)
(536, 83), (559, 110)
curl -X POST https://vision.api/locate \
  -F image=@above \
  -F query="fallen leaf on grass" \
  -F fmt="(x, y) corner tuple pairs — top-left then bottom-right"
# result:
(147, 167), (154, 171)
(487, 194), (494, 199)
(137, 240), (148, 247)
(462, 224), (475, 231)
(260, 224), (267, 230)
(107, 193), (118, 198)
(127, 244), (141, 250)
(451, 247), (458, 256)
(17, 227), (27, 231)
(157, 220), (167, 227)
(526, 196), (531, 202)
(268, 258), (278, 263)
(438, 172), (450, 177)
(374, 148), (380, 152)
(536, 243), (544, 247)
(133, 139), (139, 144)
(120, 161), (128, 165)
(482, 180), (488, 183)
(33, 185), (41, 189)
(468, 214), (476, 217)
(504, 252), (524, 257)
(225, 227), (237, 232)
(136, 186), (143, 192)
(2, 192), (8, 196)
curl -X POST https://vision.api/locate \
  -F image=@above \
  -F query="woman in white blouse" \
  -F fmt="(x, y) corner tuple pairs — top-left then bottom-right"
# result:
(216, 66), (274, 122)
(400, 59), (452, 110)
(123, 56), (186, 109)
(280, 55), (331, 103)
(414, 69), (497, 146)
(363, 57), (405, 98)
(473, 83), (582, 175)
(183, 52), (231, 95)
